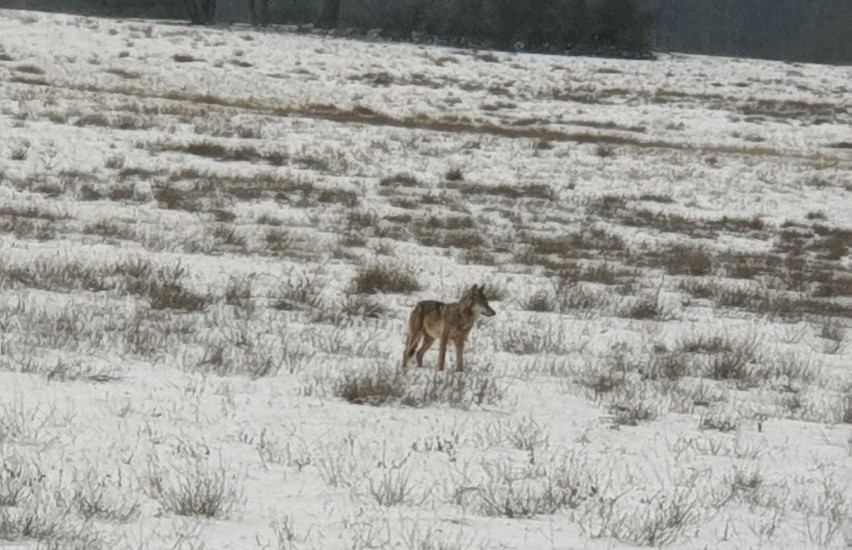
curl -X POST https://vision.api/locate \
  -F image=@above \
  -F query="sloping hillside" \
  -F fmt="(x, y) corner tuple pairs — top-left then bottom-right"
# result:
(0, 9), (850, 550)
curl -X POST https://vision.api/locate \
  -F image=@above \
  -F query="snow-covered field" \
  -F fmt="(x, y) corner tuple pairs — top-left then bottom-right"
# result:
(0, 8), (850, 549)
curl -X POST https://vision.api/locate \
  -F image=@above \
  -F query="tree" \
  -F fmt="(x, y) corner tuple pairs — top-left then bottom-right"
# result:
(185, 0), (217, 24)
(248, 0), (270, 26)
(490, 0), (532, 49)
(317, 0), (342, 29)
(585, 0), (651, 53)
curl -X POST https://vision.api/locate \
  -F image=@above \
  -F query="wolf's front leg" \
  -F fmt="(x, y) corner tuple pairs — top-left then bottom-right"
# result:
(453, 338), (465, 372)
(437, 331), (449, 371)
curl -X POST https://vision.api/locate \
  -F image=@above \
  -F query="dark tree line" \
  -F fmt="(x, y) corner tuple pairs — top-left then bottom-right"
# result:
(1, 0), (848, 63)
(0, 0), (653, 55)
(305, 0), (654, 55)
(640, 0), (851, 65)
(247, 0), (270, 26)
(317, 0), (340, 29)
(185, 0), (217, 24)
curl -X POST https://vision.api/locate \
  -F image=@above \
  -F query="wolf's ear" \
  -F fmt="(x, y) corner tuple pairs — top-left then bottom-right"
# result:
(470, 284), (478, 294)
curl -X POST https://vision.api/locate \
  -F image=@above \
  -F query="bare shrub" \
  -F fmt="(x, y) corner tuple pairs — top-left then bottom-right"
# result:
(818, 317), (845, 354)
(270, 271), (322, 312)
(454, 181), (555, 201)
(0, 257), (112, 293)
(638, 193), (675, 204)
(497, 322), (578, 355)
(14, 63), (45, 75)
(523, 291), (556, 312)
(257, 213), (284, 226)
(265, 514), (303, 550)
(83, 219), (128, 239)
(617, 287), (668, 320)
(727, 464), (763, 503)
(316, 187), (359, 207)
(444, 167), (463, 181)
(812, 271), (852, 298)
(10, 142), (28, 161)
(699, 405), (739, 432)
(331, 366), (406, 406)
(224, 275), (254, 311)
(664, 244), (713, 276)
(642, 349), (689, 381)
(667, 380), (728, 412)
(349, 264), (421, 295)
(711, 283), (800, 320)
(705, 333), (761, 386)
(68, 471), (140, 522)
(461, 455), (596, 519)
(368, 465), (416, 506)
(411, 370), (504, 409)
(31, 357), (121, 383)
(173, 53), (201, 63)
(580, 484), (703, 546)
(595, 144), (615, 157)
(212, 223), (247, 249)
(104, 67), (140, 79)
(562, 262), (638, 286)
(379, 173), (418, 187)
(121, 307), (200, 358)
(0, 483), (104, 548)
(346, 209), (378, 240)
(793, 464), (848, 546)
(157, 459), (241, 518)
(575, 353), (629, 399)
(0, 504), (69, 544)
(507, 415), (550, 461)
(341, 294), (387, 319)
(465, 463), (572, 518)
(417, 228), (484, 249)
(0, 456), (38, 507)
(265, 228), (300, 255)
(388, 196), (419, 210)
(767, 348), (818, 385)
(330, 365), (502, 409)
(677, 333), (732, 354)
(0, 300), (124, 360)
(525, 226), (625, 257)
(154, 184), (202, 211)
(194, 325), (291, 378)
(461, 246), (496, 266)
(609, 387), (662, 426)
(312, 440), (369, 489)
(585, 194), (626, 215)
(121, 261), (208, 311)
(556, 281), (609, 313)
(255, 431), (313, 470)
(715, 250), (778, 280)
(0, 209), (52, 237)
(74, 112), (151, 130)
(108, 184), (136, 201)
(678, 278), (716, 299)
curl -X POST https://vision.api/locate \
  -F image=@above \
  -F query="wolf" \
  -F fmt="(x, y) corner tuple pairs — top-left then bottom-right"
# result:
(402, 284), (496, 372)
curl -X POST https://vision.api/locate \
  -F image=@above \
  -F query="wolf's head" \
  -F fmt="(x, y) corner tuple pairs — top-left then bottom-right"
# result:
(463, 284), (496, 317)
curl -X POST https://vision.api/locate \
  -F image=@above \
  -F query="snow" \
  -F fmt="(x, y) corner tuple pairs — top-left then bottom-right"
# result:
(0, 8), (850, 550)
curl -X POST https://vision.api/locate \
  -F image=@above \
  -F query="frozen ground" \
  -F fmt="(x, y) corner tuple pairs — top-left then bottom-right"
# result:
(0, 8), (850, 550)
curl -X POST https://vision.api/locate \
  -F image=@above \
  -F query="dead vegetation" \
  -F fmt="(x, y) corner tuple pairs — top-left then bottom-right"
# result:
(329, 364), (503, 409)
(349, 264), (421, 295)
(0, 15), (849, 550)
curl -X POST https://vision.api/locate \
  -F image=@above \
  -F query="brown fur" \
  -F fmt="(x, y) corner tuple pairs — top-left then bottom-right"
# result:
(402, 284), (496, 371)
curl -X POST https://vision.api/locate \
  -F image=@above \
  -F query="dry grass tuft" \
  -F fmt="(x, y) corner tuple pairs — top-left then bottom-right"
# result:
(349, 264), (421, 295)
